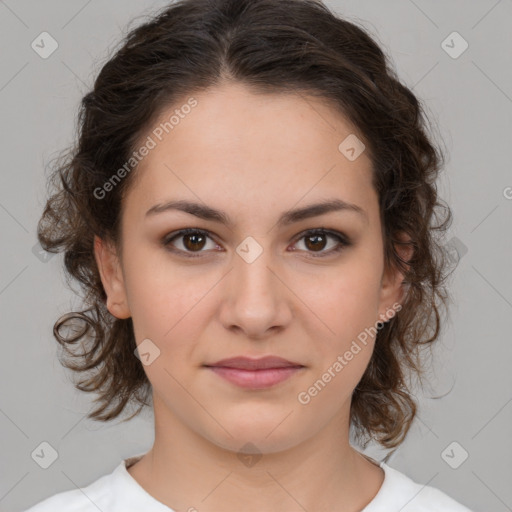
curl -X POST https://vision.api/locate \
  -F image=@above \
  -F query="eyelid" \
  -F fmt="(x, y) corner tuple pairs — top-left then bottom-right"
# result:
(162, 227), (351, 258)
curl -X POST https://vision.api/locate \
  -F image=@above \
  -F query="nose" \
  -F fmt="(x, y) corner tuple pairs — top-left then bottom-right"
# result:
(218, 239), (293, 340)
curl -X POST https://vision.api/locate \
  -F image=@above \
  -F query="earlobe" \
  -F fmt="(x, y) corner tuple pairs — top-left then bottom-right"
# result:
(93, 235), (131, 319)
(377, 232), (413, 322)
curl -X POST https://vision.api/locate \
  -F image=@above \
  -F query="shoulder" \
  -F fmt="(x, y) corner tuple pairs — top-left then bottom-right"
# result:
(24, 466), (118, 512)
(365, 462), (473, 512)
(23, 452), (175, 512)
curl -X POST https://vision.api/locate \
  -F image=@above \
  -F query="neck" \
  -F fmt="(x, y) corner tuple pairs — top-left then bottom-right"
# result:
(128, 395), (384, 512)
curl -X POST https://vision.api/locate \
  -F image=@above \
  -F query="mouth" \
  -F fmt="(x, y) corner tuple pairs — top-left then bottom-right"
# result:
(203, 356), (305, 389)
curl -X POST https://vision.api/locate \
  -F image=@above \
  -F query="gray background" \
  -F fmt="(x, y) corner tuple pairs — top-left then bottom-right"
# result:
(1, 1), (511, 511)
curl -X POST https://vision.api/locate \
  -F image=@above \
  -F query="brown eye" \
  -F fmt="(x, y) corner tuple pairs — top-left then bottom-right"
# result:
(182, 232), (207, 251)
(304, 233), (328, 252)
(162, 229), (217, 257)
(162, 228), (351, 259)
(292, 229), (351, 257)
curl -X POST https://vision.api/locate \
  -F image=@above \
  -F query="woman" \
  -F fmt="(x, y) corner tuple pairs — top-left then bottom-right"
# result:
(27, 0), (472, 510)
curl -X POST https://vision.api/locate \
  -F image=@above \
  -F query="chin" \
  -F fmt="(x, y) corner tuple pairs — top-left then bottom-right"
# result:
(202, 409), (311, 456)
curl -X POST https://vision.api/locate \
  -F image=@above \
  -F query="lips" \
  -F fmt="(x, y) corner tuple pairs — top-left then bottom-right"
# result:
(203, 356), (305, 389)
(204, 356), (304, 370)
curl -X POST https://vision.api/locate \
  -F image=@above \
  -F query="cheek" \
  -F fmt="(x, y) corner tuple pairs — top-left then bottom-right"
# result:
(122, 242), (211, 337)
(296, 258), (383, 407)
(307, 261), (382, 348)
(296, 272), (381, 414)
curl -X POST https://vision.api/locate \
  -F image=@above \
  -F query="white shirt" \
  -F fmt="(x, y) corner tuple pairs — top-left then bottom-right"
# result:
(25, 452), (473, 511)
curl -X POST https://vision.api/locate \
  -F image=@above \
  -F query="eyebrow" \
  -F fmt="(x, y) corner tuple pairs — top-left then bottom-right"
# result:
(145, 198), (368, 227)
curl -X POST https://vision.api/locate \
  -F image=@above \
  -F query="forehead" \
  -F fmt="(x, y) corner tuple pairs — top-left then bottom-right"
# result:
(124, 82), (376, 219)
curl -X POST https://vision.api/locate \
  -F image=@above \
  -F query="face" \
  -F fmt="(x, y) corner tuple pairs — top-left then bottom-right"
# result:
(95, 81), (406, 455)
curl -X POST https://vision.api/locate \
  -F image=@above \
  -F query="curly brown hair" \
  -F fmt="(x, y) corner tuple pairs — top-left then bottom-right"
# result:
(37, 0), (453, 451)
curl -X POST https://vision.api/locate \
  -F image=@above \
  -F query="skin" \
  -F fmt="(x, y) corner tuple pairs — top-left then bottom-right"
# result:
(94, 81), (410, 512)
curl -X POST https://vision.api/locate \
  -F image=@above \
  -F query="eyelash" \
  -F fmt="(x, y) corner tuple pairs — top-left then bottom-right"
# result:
(161, 228), (351, 259)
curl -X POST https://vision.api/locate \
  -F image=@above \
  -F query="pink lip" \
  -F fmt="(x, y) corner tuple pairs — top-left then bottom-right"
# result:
(204, 356), (304, 389)
(207, 366), (303, 389)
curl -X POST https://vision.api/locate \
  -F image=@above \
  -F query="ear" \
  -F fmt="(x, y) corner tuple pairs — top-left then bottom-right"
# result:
(94, 235), (131, 319)
(377, 231), (413, 323)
